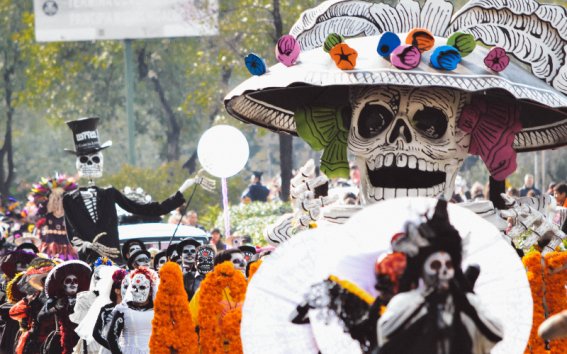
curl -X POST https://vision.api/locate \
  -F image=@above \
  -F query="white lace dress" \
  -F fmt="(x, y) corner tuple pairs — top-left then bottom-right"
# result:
(107, 304), (154, 354)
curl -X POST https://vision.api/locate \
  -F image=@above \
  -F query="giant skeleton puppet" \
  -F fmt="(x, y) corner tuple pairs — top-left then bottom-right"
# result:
(62, 117), (215, 263)
(224, 0), (567, 250)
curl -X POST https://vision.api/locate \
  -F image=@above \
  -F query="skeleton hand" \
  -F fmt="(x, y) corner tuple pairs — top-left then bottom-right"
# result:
(71, 233), (121, 259)
(178, 171), (216, 193)
(264, 160), (338, 246)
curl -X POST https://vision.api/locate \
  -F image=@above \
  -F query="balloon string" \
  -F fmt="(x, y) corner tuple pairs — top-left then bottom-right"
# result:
(222, 177), (230, 238)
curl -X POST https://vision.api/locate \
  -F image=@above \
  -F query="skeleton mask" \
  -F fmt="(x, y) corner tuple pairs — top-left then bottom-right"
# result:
(63, 275), (79, 296)
(181, 245), (197, 268)
(196, 246), (215, 274)
(121, 275), (130, 298)
(422, 251), (454, 291)
(76, 152), (104, 179)
(130, 273), (151, 304)
(132, 253), (150, 268)
(348, 86), (470, 204)
(230, 252), (247, 275)
(128, 244), (142, 258)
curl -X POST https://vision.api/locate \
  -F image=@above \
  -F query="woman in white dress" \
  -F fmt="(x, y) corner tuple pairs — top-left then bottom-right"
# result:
(106, 267), (158, 354)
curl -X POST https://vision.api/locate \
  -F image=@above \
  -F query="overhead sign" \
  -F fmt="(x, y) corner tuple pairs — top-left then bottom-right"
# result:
(33, 0), (219, 42)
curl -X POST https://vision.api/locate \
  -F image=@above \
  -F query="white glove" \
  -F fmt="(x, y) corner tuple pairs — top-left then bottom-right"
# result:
(178, 172), (216, 193)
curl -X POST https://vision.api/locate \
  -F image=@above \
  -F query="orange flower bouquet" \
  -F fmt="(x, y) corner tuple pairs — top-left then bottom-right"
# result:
(150, 262), (198, 354)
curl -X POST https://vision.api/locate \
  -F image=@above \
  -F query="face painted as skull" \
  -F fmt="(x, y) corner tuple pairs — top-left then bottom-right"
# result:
(155, 256), (167, 271)
(196, 246), (215, 274)
(128, 244), (142, 258)
(181, 244), (197, 268)
(63, 275), (79, 296)
(130, 273), (150, 304)
(132, 253), (150, 268)
(230, 252), (247, 275)
(76, 152), (104, 179)
(348, 86), (471, 204)
(422, 251), (454, 292)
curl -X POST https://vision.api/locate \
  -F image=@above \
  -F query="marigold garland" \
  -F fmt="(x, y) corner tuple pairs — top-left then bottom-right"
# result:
(247, 260), (262, 282)
(149, 262), (198, 354)
(523, 251), (567, 354)
(198, 261), (247, 354)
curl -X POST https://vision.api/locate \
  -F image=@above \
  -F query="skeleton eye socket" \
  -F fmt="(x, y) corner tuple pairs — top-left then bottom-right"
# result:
(357, 104), (393, 139)
(92, 156), (101, 163)
(79, 156), (89, 163)
(445, 260), (453, 269)
(430, 260), (442, 271)
(411, 107), (448, 139)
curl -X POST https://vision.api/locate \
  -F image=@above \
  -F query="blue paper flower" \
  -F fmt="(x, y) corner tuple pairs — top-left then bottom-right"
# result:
(430, 45), (461, 70)
(245, 53), (267, 76)
(377, 32), (401, 57)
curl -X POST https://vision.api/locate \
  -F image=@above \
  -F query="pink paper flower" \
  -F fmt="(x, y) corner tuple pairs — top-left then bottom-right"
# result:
(275, 35), (300, 67)
(484, 47), (510, 72)
(390, 45), (421, 70)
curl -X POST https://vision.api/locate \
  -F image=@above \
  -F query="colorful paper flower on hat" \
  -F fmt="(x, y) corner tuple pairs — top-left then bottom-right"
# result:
(330, 42), (358, 70)
(275, 35), (300, 67)
(484, 47), (510, 72)
(377, 32), (401, 57)
(458, 96), (522, 181)
(447, 32), (476, 57)
(405, 28), (435, 53)
(430, 45), (462, 70)
(324, 33), (344, 53)
(294, 106), (349, 178)
(390, 45), (421, 70)
(93, 257), (113, 267)
(244, 53), (267, 76)
(30, 175), (77, 216)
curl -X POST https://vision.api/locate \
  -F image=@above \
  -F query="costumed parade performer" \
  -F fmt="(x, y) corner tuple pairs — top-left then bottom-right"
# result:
(31, 176), (78, 260)
(62, 117), (215, 263)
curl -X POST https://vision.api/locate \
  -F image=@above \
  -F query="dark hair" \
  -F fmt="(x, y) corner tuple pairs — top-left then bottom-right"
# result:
(554, 183), (567, 195)
(110, 281), (121, 303)
(210, 228), (222, 235)
(214, 249), (243, 266)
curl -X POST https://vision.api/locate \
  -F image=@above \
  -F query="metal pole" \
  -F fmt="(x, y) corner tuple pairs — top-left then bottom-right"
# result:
(124, 39), (136, 165)
(534, 151), (539, 192)
(541, 150), (546, 192)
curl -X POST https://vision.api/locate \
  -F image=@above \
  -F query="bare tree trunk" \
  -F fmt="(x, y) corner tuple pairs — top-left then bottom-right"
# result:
(272, 0), (293, 201)
(0, 60), (14, 197)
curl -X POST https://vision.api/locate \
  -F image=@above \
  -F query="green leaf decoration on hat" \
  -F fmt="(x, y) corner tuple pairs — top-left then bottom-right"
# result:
(294, 106), (349, 179)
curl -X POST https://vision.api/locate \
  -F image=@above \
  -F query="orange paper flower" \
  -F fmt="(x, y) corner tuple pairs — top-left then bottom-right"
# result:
(405, 28), (435, 53)
(150, 262), (198, 354)
(330, 43), (358, 70)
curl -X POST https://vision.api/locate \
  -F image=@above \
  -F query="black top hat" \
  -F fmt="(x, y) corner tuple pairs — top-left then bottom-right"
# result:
(122, 239), (147, 260)
(65, 117), (112, 155)
(127, 249), (152, 270)
(176, 238), (202, 255)
(166, 243), (179, 259)
(153, 250), (167, 271)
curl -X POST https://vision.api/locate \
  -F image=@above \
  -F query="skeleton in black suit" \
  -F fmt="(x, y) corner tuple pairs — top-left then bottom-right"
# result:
(63, 117), (215, 263)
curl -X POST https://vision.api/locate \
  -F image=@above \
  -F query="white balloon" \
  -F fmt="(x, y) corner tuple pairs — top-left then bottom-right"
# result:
(197, 125), (249, 178)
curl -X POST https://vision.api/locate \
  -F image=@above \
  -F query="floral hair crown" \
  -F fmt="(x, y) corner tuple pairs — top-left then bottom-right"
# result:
(93, 257), (114, 268)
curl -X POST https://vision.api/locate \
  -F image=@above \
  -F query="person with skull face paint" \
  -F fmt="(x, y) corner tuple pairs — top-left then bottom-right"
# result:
(62, 117), (215, 264)
(93, 269), (128, 354)
(126, 250), (151, 271)
(176, 238), (200, 274)
(183, 245), (215, 302)
(152, 250), (167, 272)
(121, 239), (146, 264)
(377, 200), (503, 354)
(106, 268), (158, 354)
(215, 249), (248, 277)
(39, 260), (91, 354)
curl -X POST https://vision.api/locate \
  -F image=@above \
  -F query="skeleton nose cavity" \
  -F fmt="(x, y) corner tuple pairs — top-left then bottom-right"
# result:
(387, 119), (412, 144)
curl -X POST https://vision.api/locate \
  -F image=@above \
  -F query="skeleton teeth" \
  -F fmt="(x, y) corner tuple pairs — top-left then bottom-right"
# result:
(408, 156), (417, 169)
(427, 162), (434, 172)
(376, 155), (384, 169)
(396, 154), (408, 168)
(396, 188), (408, 197)
(418, 159), (427, 171)
(434, 162), (439, 171)
(375, 187), (383, 200)
(384, 154), (394, 167)
(427, 187), (435, 195)
(384, 188), (395, 199)
(418, 188), (427, 196)
(408, 189), (418, 197)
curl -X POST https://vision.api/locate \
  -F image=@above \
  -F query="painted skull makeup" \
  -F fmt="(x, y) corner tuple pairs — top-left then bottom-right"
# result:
(230, 252), (247, 275)
(132, 253), (150, 268)
(130, 273), (151, 304)
(76, 151), (104, 179)
(348, 86), (470, 204)
(156, 256), (167, 271)
(121, 275), (130, 298)
(181, 245), (197, 267)
(64, 275), (79, 296)
(422, 251), (454, 292)
(196, 246), (215, 274)
(128, 244), (142, 258)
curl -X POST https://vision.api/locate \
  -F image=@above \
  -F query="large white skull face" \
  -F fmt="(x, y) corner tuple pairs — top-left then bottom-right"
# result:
(348, 86), (470, 204)
(181, 244), (197, 268)
(130, 273), (150, 304)
(76, 152), (104, 179)
(422, 251), (454, 291)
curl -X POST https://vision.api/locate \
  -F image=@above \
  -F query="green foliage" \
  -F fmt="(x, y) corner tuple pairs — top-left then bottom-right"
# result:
(215, 201), (292, 246)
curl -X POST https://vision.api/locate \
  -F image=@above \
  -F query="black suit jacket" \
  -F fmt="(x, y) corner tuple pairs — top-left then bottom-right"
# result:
(63, 186), (185, 263)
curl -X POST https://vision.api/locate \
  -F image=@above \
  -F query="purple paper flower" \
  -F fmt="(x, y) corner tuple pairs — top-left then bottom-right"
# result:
(484, 47), (510, 73)
(275, 35), (300, 67)
(390, 45), (421, 70)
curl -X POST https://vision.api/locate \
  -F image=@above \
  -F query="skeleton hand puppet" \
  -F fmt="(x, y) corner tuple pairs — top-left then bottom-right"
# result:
(63, 117), (213, 263)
